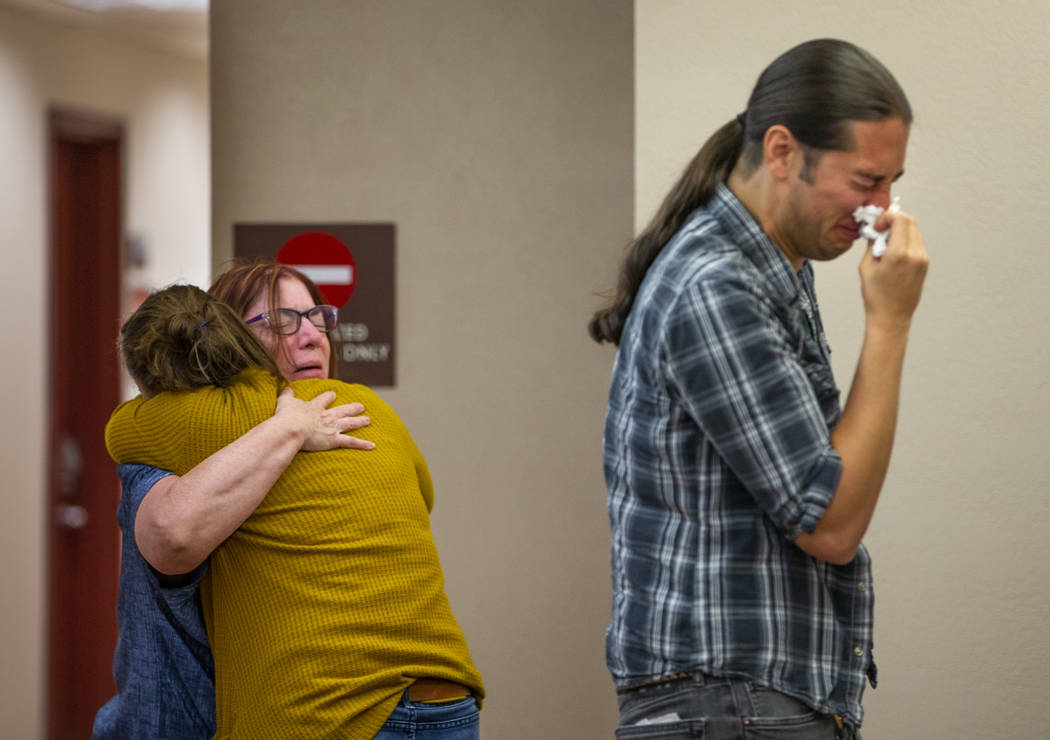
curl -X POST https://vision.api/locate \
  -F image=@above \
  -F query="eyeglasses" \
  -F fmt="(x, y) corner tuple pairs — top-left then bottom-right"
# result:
(245, 305), (339, 335)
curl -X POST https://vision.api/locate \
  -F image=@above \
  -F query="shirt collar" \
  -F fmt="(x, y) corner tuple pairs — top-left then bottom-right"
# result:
(709, 182), (805, 307)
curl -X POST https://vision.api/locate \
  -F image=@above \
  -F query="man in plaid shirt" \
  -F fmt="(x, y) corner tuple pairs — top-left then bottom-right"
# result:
(590, 40), (929, 739)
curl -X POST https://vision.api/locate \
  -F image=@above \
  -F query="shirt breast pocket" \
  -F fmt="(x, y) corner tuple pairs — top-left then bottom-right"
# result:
(801, 358), (841, 422)
(792, 321), (840, 420)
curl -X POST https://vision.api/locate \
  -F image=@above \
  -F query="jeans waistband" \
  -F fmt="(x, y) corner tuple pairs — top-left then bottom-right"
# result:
(616, 672), (861, 739)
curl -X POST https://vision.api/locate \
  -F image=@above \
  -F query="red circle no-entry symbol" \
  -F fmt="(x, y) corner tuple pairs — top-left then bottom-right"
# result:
(276, 232), (357, 308)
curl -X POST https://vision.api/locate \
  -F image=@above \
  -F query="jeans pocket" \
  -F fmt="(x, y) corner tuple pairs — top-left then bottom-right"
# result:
(615, 718), (706, 739)
(617, 685), (708, 739)
(743, 713), (839, 739)
(410, 696), (479, 730)
(743, 687), (838, 739)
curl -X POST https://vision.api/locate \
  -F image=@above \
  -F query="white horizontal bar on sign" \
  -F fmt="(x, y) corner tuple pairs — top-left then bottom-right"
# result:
(289, 265), (354, 285)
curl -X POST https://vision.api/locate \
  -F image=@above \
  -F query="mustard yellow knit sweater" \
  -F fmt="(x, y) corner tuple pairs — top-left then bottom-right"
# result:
(106, 368), (484, 739)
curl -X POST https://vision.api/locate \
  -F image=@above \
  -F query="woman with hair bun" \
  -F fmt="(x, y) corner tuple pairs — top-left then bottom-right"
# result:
(106, 282), (483, 739)
(95, 264), (482, 740)
(94, 262), (375, 740)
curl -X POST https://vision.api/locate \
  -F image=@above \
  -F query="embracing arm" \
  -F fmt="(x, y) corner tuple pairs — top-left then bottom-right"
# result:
(136, 388), (373, 575)
(795, 211), (928, 564)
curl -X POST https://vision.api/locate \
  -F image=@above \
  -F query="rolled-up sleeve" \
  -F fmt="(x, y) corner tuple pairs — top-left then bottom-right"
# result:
(661, 276), (841, 538)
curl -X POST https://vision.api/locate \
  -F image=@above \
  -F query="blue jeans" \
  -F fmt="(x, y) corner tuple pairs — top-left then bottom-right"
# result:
(372, 690), (479, 740)
(615, 673), (861, 739)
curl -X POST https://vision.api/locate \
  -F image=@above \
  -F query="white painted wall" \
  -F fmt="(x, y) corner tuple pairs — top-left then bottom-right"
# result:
(636, 2), (1050, 737)
(0, 7), (208, 734)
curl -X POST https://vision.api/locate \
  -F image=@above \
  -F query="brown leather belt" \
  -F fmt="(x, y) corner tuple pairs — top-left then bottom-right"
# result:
(408, 678), (472, 702)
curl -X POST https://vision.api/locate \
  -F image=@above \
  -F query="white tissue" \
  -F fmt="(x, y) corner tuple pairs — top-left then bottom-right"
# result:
(852, 196), (900, 258)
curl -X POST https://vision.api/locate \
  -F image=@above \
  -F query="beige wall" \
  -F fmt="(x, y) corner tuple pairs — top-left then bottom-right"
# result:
(637, 2), (1050, 737)
(211, 1), (632, 737)
(0, 7), (209, 734)
(8, 1), (1045, 737)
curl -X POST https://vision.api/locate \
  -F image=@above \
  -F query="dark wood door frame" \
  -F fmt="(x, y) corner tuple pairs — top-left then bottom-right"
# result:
(47, 108), (124, 739)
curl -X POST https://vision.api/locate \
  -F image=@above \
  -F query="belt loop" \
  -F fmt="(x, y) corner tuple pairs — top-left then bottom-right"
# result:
(728, 676), (754, 717)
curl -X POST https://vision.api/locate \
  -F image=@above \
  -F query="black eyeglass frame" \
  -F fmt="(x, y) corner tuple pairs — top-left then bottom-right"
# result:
(245, 305), (339, 335)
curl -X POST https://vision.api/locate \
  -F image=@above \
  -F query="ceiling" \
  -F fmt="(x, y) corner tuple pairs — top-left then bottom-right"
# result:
(1, 0), (208, 60)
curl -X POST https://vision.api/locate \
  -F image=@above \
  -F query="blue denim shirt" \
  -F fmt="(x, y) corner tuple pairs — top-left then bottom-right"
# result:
(93, 464), (216, 739)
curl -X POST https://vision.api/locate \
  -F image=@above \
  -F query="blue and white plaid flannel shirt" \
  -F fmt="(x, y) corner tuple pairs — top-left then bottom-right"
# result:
(604, 184), (876, 727)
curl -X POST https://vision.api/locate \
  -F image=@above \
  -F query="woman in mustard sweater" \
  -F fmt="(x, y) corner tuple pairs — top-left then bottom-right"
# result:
(108, 282), (484, 739)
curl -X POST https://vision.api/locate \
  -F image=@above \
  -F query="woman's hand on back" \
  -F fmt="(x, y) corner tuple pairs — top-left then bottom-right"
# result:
(136, 388), (373, 574)
(275, 387), (375, 451)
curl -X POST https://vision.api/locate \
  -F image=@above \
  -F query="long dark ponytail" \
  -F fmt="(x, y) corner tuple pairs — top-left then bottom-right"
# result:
(588, 118), (744, 344)
(588, 38), (912, 345)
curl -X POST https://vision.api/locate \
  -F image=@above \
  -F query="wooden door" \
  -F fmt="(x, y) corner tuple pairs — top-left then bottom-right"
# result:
(47, 109), (123, 739)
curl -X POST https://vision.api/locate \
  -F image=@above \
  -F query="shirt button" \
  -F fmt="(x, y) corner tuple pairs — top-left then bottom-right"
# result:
(858, 581), (867, 591)
(854, 646), (864, 657)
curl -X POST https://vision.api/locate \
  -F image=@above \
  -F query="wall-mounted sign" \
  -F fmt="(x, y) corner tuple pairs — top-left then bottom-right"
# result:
(277, 231), (357, 307)
(233, 223), (396, 387)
